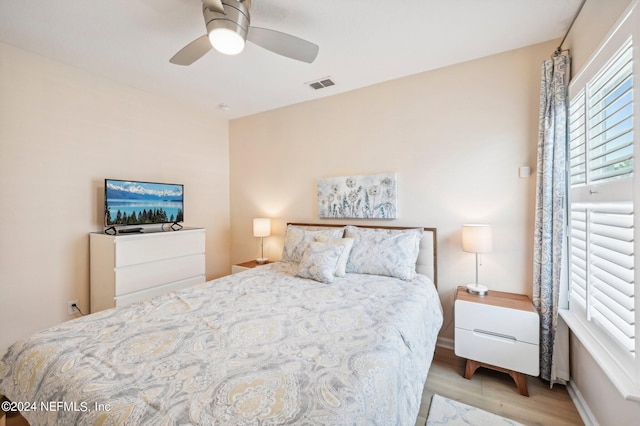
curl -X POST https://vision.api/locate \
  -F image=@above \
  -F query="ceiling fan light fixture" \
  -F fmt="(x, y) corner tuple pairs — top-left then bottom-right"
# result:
(209, 27), (245, 55)
(170, 0), (318, 65)
(204, 1), (249, 56)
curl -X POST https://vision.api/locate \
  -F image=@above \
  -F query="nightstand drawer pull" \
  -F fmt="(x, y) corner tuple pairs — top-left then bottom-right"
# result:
(473, 329), (517, 343)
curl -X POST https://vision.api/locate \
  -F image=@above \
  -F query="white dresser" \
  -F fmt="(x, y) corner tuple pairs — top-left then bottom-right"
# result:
(454, 286), (539, 396)
(90, 228), (206, 313)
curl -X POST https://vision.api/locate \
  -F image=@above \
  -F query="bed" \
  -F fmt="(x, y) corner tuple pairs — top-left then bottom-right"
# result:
(0, 224), (442, 425)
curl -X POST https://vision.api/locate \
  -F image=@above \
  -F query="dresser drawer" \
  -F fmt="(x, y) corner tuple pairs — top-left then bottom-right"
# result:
(455, 300), (539, 344)
(114, 230), (205, 267)
(115, 253), (205, 296)
(455, 327), (539, 376)
(115, 275), (205, 307)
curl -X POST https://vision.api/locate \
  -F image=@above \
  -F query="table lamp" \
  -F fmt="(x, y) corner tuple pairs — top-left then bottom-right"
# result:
(462, 224), (492, 295)
(253, 218), (271, 264)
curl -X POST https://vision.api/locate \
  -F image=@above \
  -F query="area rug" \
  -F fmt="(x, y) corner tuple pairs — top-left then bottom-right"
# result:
(426, 394), (524, 425)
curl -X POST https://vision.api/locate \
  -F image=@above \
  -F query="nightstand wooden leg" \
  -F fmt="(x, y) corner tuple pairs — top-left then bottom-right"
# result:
(464, 359), (481, 380)
(509, 371), (529, 397)
(463, 359), (529, 397)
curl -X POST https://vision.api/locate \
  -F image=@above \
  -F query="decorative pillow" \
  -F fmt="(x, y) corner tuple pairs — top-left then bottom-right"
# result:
(344, 225), (423, 280)
(296, 242), (346, 284)
(315, 235), (354, 277)
(281, 225), (345, 263)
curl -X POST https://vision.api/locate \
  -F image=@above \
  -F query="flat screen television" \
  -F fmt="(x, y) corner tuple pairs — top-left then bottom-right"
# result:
(104, 179), (184, 227)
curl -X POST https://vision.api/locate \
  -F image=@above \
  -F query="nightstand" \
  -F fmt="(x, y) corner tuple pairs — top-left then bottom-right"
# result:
(454, 286), (539, 396)
(231, 260), (269, 274)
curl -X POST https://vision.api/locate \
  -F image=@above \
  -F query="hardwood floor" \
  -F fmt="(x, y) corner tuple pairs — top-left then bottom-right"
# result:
(416, 346), (584, 426)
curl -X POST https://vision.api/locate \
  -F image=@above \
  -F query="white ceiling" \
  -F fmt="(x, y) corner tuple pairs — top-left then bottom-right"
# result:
(0, 0), (581, 119)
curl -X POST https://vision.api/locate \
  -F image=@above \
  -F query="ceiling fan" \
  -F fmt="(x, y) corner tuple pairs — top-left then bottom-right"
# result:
(170, 0), (319, 65)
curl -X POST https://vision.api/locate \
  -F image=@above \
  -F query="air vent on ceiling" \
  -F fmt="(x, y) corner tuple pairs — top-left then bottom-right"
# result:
(306, 77), (335, 90)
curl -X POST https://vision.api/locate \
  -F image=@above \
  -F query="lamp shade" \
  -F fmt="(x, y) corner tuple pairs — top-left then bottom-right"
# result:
(462, 224), (492, 253)
(253, 218), (271, 238)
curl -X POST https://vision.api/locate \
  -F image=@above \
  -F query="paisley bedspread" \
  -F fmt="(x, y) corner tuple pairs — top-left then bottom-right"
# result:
(0, 262), (442, 425)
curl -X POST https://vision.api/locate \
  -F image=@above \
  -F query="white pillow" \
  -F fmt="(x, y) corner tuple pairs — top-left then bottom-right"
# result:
(344, 225), (423, 280)
(296, 242), (346, 284)
(315, 235), (354, 277)
(281, 225), (344, 263)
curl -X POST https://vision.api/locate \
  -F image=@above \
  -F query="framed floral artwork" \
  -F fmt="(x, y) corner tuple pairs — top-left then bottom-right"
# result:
(317, 172), (397, 219)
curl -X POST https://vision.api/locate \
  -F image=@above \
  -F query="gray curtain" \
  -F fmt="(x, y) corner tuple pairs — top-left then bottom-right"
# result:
(532, 52), (570, 384)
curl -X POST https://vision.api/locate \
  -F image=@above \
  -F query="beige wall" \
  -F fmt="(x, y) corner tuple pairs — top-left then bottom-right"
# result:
(0, 43), (230, 355)
(563, 0), (640, 424)
(230, 39), (556, 341)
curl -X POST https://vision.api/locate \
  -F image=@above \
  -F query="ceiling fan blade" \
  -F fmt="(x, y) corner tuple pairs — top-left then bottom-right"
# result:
(247, 27), (319, 63)
(170, 35), (212, 66)
(202, 0), (225, 14)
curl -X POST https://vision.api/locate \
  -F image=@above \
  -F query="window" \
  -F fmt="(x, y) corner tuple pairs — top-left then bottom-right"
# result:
(569, 38), (635, 354)
(565, 2), (639, 399)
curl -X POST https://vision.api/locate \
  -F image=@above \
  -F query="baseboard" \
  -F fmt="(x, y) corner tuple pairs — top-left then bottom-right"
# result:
(436, 336), (454, 351)
(566, 380), (599, 426)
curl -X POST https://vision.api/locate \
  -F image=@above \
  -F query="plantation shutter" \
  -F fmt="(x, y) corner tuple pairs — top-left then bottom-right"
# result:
(569, 90), (587, 186)
(570, 206), (587, 308)
(571, 203), (635, 353)
(568, 37), (635, 356)
(587, 39), (634, 184)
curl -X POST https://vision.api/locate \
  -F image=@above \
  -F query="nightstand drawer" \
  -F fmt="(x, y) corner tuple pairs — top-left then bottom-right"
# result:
(455, 328), (539, 376)
(232, 260), (269, 274)
(455, 300), (539, 344)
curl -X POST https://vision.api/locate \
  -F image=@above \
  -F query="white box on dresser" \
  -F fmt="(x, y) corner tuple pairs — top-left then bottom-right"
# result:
(90, 228), (206, 313)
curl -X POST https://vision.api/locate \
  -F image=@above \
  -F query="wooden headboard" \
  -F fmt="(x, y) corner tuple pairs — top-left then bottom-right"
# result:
(288, 223), (438, 287)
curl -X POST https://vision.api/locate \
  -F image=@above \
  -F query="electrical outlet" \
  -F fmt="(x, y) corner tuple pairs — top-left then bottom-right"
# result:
(67, 300), (78, 316)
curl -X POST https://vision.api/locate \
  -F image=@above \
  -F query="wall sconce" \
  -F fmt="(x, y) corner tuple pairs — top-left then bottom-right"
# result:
(253, 218), (271, 264)
(462, 224), (493, 295)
